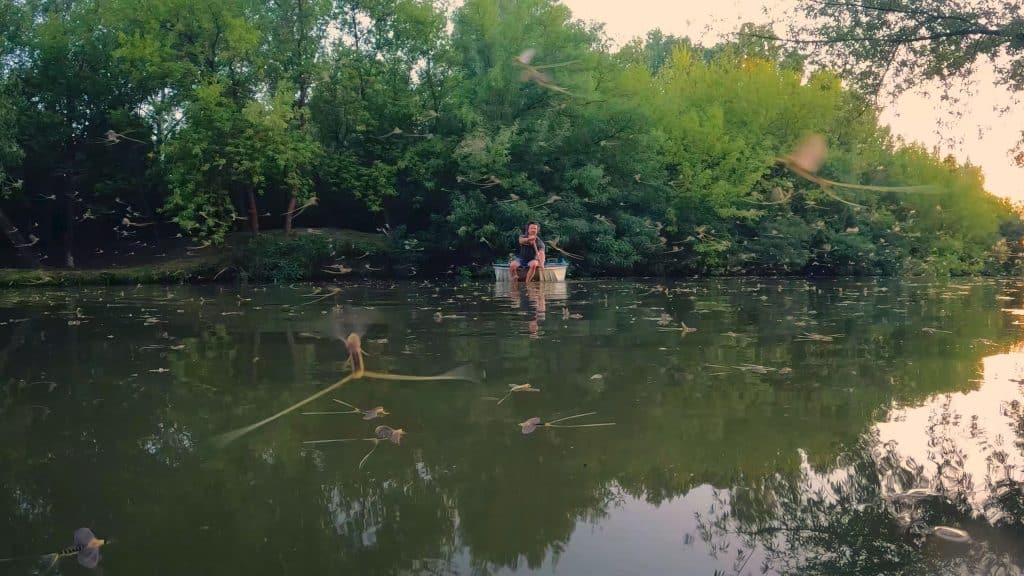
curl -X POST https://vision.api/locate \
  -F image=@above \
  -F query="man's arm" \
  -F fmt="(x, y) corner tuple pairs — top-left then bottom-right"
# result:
(518, 235), (531, 245)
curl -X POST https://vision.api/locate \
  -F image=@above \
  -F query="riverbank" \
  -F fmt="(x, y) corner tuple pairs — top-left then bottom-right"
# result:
(0, 228), (397, 287)
(0, 251), (229, 287)
(0, 227), (1011, 287)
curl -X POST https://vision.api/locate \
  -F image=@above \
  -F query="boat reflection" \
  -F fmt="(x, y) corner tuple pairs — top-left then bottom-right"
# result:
(497, 281), (568, 338)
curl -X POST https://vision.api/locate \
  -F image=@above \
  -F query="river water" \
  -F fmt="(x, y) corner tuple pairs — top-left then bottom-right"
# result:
(0, 279), (1021, 575)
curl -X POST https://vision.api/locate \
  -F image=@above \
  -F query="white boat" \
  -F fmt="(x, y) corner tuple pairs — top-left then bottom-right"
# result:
(493, 258), (569, 282)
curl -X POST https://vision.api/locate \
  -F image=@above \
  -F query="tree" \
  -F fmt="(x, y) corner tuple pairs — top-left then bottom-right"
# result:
(9, 0), (153, 268)
(614, 29), (696, 75)
(0, 89), (37, 267)
(259, 0), (333, 234)
(787, 1), (1024, 97)
(162, 83), (319, 243)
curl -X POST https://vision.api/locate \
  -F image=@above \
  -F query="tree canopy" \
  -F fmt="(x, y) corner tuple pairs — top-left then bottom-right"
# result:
(788, 0), (1024, 96)
(0, 0), (1020, 277)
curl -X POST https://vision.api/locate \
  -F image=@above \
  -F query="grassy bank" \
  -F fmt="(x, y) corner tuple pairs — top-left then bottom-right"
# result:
(0, 228), (396, 287)
(0, 250), (233, 287)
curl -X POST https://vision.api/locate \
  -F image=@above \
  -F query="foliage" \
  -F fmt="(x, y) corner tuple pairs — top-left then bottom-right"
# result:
(236, 232), (334, 283)
(0, 0), (1021, 277)
(787, 0), (1024, 95)
(0, 91), (20, 194)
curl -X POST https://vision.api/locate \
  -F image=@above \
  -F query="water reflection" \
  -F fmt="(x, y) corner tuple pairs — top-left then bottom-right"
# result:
(0, 280), (1022, 575)
(696, 340), (1024, 574)
(498, 282), (567, 338)
(873, 348), (1024, 520)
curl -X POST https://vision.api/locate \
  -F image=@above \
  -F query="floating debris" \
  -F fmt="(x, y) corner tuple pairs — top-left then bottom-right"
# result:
(929, 525), (970, 544)
(794, 332), (843, 342)
(891, 488), (942, 503)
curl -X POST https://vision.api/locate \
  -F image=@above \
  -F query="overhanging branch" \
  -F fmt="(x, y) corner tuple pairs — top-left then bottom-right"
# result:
(748, 27), (1006, 46)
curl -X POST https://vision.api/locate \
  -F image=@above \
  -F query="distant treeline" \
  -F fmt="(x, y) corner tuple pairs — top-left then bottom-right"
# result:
(1, 0), (1022, 276)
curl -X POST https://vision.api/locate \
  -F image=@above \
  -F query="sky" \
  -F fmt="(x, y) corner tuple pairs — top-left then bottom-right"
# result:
(559, 0), (1024, 203)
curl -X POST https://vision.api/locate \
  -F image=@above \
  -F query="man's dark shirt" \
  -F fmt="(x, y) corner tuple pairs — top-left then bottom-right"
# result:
(518, 236), (545, 262)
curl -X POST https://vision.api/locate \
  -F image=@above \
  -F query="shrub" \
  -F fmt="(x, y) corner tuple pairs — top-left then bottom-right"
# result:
(237, 233), (334, 283)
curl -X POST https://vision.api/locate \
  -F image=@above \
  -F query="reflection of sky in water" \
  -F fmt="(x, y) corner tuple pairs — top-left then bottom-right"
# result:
(459, 484), (762, 576)
(875, 348), (1024, 517)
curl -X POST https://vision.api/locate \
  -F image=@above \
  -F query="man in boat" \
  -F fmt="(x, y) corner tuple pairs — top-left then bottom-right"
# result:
(509, 221), (546, 282)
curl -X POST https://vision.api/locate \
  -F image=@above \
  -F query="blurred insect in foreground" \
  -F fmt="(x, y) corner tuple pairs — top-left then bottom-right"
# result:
(514, 49), (576, 95)
(519, 412), (615, 434)
(97, 129), (147, 145)
(303, 425), (406, 469)
(282, 196), (318, 219)
(546, 237), (583, 260)
(776, 134), (938, 206)
(213, 333), (477, 447)
(0, 527), (108, 571)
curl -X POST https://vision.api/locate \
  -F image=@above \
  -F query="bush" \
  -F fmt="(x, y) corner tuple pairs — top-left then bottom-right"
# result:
(237, 233), (334, 283)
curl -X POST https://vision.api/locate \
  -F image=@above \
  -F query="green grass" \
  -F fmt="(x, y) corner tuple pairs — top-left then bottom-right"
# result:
(0, 251), (230, 287)
(0, 228), (396, 286)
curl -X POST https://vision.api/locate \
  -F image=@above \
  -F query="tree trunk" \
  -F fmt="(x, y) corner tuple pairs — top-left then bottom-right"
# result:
(247, 189), (260, 235)
(286, 70), (309, 237)
(0, 207), (40, 268)
(63, 192), (75, 268)
(284, 196), (296, 235)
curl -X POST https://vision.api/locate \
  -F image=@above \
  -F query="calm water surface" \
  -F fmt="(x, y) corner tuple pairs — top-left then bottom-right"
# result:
(1, 279), (1022, 575)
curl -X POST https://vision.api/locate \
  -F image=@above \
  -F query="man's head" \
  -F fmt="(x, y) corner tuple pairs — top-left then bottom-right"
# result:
(525, 222), (540, 237)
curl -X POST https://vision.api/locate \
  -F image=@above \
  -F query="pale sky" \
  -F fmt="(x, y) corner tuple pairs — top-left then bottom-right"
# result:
(560, 0), (1024, 203)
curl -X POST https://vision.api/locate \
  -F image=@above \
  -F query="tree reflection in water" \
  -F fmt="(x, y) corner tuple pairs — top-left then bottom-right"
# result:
(697, 347), (1024, 576)
(0, 281), (1023, 575)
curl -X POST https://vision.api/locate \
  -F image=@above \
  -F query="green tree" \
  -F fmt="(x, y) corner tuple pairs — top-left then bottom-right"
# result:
(9, 0), (154, 267)
(259, 0), (332, 233)
(163, 83), (319, 243)
(787, 1), (1024, 96)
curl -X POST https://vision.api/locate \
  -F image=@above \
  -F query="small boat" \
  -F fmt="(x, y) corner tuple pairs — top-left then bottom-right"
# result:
(494, 258), (569, 282)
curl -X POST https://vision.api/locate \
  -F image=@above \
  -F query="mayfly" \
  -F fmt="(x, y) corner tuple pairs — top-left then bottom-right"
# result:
(546, 237), (583, 260)
(301, 399), (389, 420)
(213, 333), (477, 447)
(282, 196), (318, 218)
(303, 425), (406, 469)
(97, 129), (146, 145)
(483, 383), (540, 405)
(513, 49), (576, 95)
(302, 286), (343, 305)
(0, 527), (108, 570)
(519, 412), (615, 434)
(657, 320), (698, 335)
(777, 134), (938, 205)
